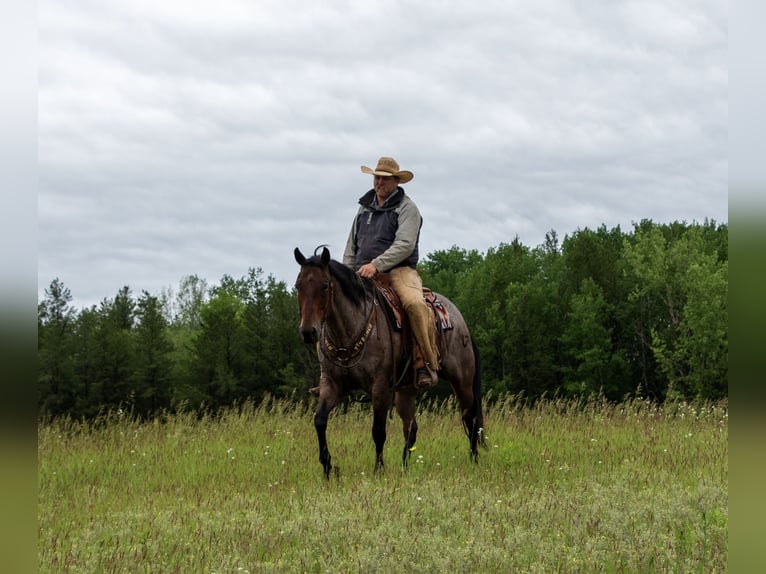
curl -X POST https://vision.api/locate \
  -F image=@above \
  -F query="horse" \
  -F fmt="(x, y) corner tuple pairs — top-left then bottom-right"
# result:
(294, 246), (485, 479)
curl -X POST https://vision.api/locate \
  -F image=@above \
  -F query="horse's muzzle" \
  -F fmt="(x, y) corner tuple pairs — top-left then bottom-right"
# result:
(301, 326), (318, 344)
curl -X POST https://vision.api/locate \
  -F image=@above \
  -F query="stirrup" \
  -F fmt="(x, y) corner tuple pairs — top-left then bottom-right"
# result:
(415, 366), (438, 390)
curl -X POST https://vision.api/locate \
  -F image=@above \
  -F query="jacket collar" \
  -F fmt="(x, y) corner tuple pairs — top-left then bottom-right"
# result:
(358, 187), (405, 210)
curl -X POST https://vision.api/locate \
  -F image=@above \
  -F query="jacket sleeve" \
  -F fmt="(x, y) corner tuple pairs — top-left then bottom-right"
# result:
(342, 210), (360, 268)
(371, 198), (422, 272)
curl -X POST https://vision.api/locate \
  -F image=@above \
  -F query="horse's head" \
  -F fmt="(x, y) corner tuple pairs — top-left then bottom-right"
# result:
(294, 246), (332, 344)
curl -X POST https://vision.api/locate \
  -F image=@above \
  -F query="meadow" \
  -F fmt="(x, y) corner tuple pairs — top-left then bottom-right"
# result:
(38, 394), (727, 573)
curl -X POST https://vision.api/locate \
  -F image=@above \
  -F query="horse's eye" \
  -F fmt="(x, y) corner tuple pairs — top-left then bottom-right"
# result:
(321, 282), (330, 292)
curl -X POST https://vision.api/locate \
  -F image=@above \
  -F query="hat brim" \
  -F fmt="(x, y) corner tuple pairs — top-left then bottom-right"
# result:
(361, 166), (414, 184)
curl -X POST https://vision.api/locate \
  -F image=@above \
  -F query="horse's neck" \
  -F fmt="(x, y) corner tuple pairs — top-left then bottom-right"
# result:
(326, 281), (369, 339)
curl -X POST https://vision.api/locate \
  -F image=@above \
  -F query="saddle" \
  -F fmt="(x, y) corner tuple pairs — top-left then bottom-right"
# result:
(373, 274), (453, 338)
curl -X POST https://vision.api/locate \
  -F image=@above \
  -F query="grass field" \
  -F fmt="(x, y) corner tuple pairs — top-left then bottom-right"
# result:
(38, 394), (727, 573)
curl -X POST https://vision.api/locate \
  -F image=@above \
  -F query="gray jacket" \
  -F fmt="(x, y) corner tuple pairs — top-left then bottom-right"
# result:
(342, 188), (423, 272)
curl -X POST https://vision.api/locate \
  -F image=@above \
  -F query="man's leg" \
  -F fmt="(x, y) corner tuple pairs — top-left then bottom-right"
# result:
(390, 267), (439, 388)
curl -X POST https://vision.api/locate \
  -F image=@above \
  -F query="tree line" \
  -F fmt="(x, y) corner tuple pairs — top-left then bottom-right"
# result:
(38, 219), (727, 419)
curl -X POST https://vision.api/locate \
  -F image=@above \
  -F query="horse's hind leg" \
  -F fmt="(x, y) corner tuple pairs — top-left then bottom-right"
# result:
(465, 409), (483, 463)
(455, 395), (480, 462)
(451, 375), (483, 463)
(372, 392), (391, 473)
(395, 387), (418, 468)
(372, 410), (387, 473)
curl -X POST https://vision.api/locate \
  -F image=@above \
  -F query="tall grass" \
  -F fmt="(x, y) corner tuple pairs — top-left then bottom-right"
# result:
(38, 395), (727, 573)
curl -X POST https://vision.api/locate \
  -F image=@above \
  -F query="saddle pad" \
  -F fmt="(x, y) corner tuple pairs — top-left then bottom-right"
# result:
(375, 279), (405, 330)
(426, 290), (454, 332)
(374, 281), (453, 333)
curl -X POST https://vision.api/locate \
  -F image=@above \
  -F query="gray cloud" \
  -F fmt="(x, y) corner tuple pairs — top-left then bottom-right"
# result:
(39, 0), (727, 309)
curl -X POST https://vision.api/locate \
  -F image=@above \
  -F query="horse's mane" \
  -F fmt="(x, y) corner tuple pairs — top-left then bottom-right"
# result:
(328, 260), (371, 306)
(303, 253), (370, 307)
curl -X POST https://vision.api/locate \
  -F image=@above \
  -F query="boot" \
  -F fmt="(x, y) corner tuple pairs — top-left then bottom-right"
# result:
(416, 366), (438, 391)
(413, 343), (438, 391)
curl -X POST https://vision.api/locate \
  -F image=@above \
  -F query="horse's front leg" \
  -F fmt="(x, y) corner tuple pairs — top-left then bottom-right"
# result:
(395, 387), (418, 468)
(315, 379), (340, 479)
(314, 400), (334, 478)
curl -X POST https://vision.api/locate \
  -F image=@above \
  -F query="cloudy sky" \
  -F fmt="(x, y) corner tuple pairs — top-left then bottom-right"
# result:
(38, 0), (727, 310)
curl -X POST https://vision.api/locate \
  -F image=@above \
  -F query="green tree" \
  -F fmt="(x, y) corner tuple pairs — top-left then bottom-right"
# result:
(559, 225), (633, 398)
(664, 254), (728, 398)
(504, 273), (562, 399)
(191, 287), (247, 408)
(38, 279), (77, 416)
(624, 222), (728, 399)
(173, 274), (208, 329)
(70, 306), (101, 417)
(560, 225), (626, 304)
(91, 287), (137, 409)
(241, 269), (311, 399)
(38, 220), (729, 418)
(132, 291), (175, 415)
(457, 237), (537, 389)
(559, 278), (628, 398)
(165, 275), (210, 408)
(418, 245), (483, 299)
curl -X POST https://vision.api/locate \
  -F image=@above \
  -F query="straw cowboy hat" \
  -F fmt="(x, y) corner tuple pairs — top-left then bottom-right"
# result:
(360, 156), (414, 184)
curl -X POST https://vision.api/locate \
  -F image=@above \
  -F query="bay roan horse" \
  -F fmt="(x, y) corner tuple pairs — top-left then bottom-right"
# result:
(294, 246), (485, 479)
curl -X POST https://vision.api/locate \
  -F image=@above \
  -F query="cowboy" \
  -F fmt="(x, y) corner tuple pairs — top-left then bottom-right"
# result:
(342, 156), (439, 390)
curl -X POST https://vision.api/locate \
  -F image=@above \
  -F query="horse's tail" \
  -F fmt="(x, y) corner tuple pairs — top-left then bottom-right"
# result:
(471, 336), (487, 448)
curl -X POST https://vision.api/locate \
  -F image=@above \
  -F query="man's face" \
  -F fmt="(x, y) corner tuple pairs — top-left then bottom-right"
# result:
(373, 175), (399, 203)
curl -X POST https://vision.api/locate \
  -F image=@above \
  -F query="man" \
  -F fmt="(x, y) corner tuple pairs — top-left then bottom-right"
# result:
(343, 156), (439, 390)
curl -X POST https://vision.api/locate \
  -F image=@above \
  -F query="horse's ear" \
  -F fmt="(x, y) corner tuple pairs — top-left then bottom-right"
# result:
(320, 246), (331, 266)
(294, 247), (307, 266)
